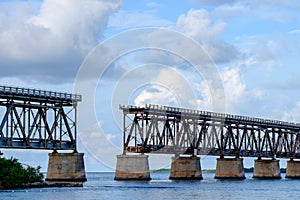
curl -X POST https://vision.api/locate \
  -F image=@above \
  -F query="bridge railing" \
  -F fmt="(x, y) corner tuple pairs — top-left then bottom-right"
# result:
(0, 85), (81, 102)
(120, 104), (300, 129)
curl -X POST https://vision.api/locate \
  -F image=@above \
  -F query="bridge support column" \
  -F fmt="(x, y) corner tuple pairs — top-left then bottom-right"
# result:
(169, 156), (202, 180)
(253, 159), (281, 179)
(114, 154), (151, 180)
(286, 159), (300, 179)
(46, 152), (87, 182)
(215, 158), (245, 179)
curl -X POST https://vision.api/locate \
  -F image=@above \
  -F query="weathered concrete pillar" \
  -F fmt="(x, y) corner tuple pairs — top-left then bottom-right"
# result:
(114, 154), (151, 180)
(253, 159), (281, 179)
(169, 156), (202, 180)
(46, 152), (87, 182)
(286, 159), (300, 179)
(215, 158), (245, 179)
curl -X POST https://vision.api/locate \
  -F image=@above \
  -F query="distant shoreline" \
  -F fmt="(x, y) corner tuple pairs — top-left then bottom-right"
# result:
(153, 168), (287, 173)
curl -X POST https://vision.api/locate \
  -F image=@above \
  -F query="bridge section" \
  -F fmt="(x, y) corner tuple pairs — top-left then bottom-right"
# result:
(0, 85), (86, 183)
(115, 104), (300, 180)
(120, 104), (300, 159)
(0, 85), (81, 150)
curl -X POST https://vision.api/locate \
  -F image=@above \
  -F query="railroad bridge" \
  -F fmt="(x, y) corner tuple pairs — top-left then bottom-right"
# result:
(115, 104), (300, 180)
(0, 85), (86, 182)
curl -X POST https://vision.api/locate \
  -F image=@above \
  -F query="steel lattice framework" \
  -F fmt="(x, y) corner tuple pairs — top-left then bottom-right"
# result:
(121, 104), (300, 159)
(0, 85), (81, 150)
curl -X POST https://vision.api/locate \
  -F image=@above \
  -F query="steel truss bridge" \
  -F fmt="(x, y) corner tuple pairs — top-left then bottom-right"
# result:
(120, 104), (300, 159)
(0, 85), (81, 150)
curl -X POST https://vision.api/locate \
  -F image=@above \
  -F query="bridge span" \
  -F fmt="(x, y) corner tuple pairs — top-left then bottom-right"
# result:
(120, 104), (300, 158)
(0, 85), (86, 183)
(115, 104), (300, 180)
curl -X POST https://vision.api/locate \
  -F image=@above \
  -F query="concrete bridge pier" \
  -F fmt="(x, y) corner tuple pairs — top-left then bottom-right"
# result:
(114, 154), (151, 180)
(215, 157), (245, 179)
(169, 156), (202, 180)
(253, 158), (281, 179)
(46, 151), (87, 182)
(286, 159), (300, 179)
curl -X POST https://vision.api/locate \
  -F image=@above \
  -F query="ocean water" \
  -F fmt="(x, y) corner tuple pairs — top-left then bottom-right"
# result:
(1, 172), (300, 200)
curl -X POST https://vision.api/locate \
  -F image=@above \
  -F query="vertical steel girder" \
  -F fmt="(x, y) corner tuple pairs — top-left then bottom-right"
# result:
(121, 105), (300, 159)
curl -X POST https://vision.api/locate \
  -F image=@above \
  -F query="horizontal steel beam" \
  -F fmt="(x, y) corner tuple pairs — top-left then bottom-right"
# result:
(0, 138), (75, 150)
(124, 146), (300, 158)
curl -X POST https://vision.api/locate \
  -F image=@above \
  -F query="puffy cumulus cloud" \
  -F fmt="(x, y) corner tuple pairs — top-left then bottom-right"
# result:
(221, 67), (245, 109)
(177, 9), (225, 41)
(176, 9), (239, 63)
(29, 0), (121, 54)
(134, 85), (178, 107)
(191, 67), (248, 113)
(133, 67), (198, 109)
(0, 0), (121, 83)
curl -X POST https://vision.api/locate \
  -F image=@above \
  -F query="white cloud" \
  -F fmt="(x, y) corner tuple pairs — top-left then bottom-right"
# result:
(134, 85), (178, 107)
(211, 0), (300, 23)
(109, 10), (172, 29)
(29, 0), (120, 53)
(0, 0), (121, 83)
(221, 67), (245, 109)
(146, 2), (160, 8)
(177, 9), (225, 41)
(237, 36), (281, 71)
(133, 67), (197, 108)
(189, 81), (213, 111)
(191, 67), (246, 113)
(176, 9), (239, 63)
(289, 29), (300, 35)
(189, 0), (237, 7)
(250, 88), (264, 100)
(282, 101), (300, 123)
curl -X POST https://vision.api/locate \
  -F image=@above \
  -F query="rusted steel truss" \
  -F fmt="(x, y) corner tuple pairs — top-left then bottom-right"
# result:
(120, 104), (300, 159)
(0, 85), (81, 150)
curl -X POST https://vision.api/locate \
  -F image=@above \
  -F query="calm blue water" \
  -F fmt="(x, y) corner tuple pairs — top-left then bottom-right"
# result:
(1, 172), (300, 200)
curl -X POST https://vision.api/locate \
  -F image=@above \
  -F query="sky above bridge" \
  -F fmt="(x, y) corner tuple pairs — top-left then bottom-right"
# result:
(1, 0), (300, 171)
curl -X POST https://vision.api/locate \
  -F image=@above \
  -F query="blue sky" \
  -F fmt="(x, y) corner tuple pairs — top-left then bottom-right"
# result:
(0, 0), (300, 171)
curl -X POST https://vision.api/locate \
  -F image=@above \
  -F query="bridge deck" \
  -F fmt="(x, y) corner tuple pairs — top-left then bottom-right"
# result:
(121, 104), (300, 130)
(0, 85), (81, 104)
